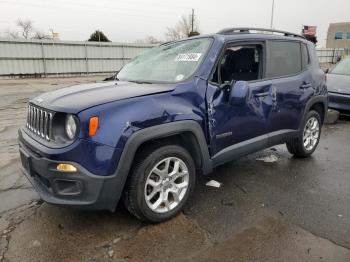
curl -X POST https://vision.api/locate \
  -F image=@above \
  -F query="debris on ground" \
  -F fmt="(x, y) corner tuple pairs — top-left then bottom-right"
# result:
(206, 180), (222, 188)
(31, 240), (41, 248)
(112, 238), (121, 244)
(256, 155), (278, 163)
(338, 214), (343, 218)
(107, 250), (114, 258)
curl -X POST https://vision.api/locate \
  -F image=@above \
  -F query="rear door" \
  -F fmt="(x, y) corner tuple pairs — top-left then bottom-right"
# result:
(264, 40), (314, 138)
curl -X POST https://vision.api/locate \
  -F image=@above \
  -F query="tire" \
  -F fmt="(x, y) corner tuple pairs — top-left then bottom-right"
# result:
(123, 144), (196, 223)
(286, 110), (321, 158)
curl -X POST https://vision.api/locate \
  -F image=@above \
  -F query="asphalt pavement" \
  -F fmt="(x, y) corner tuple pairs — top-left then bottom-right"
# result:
(0, 76), (349, 262)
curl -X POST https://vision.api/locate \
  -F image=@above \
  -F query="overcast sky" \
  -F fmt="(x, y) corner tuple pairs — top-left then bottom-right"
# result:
(1, 0), (350, 46)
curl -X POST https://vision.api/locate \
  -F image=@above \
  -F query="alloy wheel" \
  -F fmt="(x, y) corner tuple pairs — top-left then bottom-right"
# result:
(303, 117), (320, 151)
(144, 157), (189, 213)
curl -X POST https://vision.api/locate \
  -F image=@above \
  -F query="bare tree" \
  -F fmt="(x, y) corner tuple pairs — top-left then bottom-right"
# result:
(165, 25), (183, 41)
(3, 19), (53, 40)
(4, 29), (20, 39)
(33, 30), (52, 40)
(16, 19), (34, 39)
(135, 35), (162, 44)
(165, 14), (200, 41)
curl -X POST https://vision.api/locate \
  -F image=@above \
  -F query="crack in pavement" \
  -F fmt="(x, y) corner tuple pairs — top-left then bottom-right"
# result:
(0, 201), (42, 262)
(0, 186), (32, 194)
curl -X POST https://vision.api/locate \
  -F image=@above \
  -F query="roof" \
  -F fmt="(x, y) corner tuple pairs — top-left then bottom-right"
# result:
(328, 22), (350, 27)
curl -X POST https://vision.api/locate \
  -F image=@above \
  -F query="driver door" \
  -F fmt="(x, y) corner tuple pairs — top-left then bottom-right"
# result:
(207, 42), (273, 166)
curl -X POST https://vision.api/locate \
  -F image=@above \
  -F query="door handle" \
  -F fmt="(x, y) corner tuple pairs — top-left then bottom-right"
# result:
(253, 91), (269, 98)
(300, 82), (312, 89)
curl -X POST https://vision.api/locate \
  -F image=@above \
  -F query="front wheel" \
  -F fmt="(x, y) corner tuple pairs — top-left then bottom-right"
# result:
(123, 144), (196, 223)
(286, 110), (321, 158)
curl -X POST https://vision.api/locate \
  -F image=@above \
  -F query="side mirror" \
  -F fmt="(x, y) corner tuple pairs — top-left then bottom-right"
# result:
(322, 68), (329, 74)
(229, 81), (250, 106)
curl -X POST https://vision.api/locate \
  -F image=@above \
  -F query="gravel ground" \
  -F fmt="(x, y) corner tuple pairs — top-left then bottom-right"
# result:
(0, 76), (349, 262)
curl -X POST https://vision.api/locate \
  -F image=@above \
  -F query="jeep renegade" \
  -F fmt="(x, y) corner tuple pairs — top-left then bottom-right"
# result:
(19, 28), (328, 222)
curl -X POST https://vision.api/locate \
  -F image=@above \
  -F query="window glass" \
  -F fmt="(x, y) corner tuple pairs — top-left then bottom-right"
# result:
(266, 41), (302, 78)
(335, 32), (343, 39)
(330, 56), (350, 76)
(117, 38), (212, 83)
(210, 45), (262, 84)
(301, 43), (310, 69)
(346, 32), (350, 39)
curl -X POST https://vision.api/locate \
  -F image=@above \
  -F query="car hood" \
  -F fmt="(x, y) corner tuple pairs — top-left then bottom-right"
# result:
(327, 73), (350, 95)
(30, 81), (175, 113)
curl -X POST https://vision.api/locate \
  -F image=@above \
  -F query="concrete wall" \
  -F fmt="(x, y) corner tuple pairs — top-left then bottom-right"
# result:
(0, 38), (155, 77)
(326, 22), (350, 48)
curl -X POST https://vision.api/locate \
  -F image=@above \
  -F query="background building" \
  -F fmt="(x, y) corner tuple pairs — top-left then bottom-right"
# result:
(326, 22), (350, 48)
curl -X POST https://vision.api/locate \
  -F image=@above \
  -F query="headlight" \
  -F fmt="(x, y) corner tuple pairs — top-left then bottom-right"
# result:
(65, 114), (78, 140)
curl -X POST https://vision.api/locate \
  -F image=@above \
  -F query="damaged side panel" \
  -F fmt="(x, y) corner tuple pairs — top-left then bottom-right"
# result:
(206, 82), (274, 156)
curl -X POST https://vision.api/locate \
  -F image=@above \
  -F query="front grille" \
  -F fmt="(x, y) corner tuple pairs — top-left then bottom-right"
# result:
(26, 104), (53, 141)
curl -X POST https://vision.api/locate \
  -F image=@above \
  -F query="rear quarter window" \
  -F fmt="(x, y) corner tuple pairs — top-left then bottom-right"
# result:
(266, 41), (302, 78)
(301, 43), (310, 69)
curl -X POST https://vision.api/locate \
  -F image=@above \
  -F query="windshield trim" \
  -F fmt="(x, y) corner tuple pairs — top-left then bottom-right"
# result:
(117, 36), (214, 84)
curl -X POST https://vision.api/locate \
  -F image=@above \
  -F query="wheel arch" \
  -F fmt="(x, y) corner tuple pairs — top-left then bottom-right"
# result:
(301, 95), (328, 128)
(108, 120), (212, 211)
(310, 102), (326, 124)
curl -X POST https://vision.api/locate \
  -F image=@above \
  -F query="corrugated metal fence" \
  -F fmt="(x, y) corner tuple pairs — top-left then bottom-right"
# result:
(1, 38), (349, 77)
(0, 38), (155, 77)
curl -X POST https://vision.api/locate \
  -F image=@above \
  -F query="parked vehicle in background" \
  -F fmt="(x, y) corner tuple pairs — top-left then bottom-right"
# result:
(18, 28), (327, 223)
(328, 56), (350, 116)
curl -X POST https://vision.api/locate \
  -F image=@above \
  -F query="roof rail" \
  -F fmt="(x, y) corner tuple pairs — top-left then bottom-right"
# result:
(217, 27), (305, 39)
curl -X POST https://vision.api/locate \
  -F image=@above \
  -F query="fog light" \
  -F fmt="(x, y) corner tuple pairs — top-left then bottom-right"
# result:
(57, 163), (77, 172)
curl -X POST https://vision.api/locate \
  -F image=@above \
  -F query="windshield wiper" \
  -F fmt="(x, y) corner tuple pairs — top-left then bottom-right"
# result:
(127, 80), (152, 84)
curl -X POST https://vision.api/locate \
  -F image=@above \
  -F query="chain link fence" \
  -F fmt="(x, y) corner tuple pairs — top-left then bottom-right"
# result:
(316, 48), (350, 69)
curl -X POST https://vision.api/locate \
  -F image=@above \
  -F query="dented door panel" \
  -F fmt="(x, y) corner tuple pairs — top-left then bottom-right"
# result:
(207, 81), (273, 155)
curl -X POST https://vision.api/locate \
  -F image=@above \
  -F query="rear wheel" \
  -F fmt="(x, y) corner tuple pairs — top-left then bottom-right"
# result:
(286, 110), (321, 158)
(123, 144), (196, 223)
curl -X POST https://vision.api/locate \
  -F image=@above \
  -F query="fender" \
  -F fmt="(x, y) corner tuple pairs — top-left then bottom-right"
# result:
(105, 120), (213, 211)
(299, 95), (328, 129)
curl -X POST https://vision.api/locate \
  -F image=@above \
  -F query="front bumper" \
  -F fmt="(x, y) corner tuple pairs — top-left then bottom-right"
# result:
(18, 129), (123, 211)
(328, 92), (350, 116)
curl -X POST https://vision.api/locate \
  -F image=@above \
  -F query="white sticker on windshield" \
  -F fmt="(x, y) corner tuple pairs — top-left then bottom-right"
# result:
(175, 53), (202, 62)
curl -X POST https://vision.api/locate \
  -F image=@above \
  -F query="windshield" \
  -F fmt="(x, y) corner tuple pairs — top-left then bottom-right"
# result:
(117, 38), (212, 83)
(331, 56), (350, 75)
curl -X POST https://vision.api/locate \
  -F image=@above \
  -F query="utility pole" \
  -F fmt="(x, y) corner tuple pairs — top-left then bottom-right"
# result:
(191, 9), (194, 33)
(270, 0), (275, 29)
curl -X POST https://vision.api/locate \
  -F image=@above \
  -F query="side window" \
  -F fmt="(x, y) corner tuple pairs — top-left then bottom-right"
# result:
(210, 44), (263, 84)
(266, 41), (302, 78)
(301, 43), (310, 69)
(335, 32), (343, 39)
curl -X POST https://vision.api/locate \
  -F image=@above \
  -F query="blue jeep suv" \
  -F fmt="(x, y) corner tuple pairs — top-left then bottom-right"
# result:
(18, 28), (327, 222)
